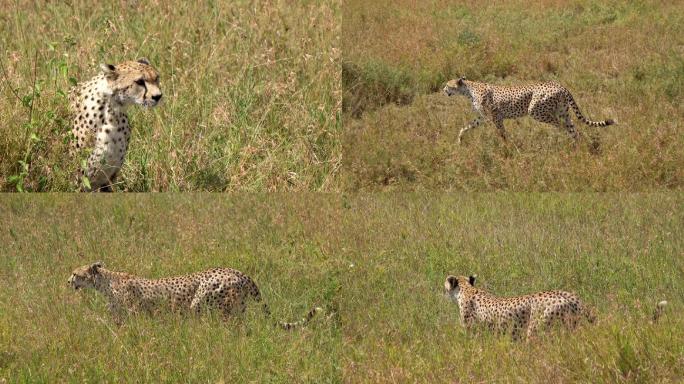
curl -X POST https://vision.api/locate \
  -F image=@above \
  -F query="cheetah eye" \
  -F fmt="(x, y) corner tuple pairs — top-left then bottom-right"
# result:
(135, 79), (145, 86)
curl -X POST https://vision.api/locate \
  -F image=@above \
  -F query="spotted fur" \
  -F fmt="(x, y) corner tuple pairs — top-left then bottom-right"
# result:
(444, 275), (595, 340)
(68, 262), (322, 330)
(443, 78), (614, 143)
(68, 59), (162, 191)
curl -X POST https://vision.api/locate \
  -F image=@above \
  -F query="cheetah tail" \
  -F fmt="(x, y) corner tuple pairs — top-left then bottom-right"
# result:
(652, 300), (668, 324)
(278, 307), (323, 331)
(566, 93), (615, 127)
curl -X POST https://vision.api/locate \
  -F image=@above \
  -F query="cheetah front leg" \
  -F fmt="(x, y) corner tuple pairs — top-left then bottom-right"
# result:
(190, 283), (211, 314)
(458, 115), (484, 144)
(525, 310), (544, 340)
(105, 301), (128, 325)
(101, 171), (118, 193)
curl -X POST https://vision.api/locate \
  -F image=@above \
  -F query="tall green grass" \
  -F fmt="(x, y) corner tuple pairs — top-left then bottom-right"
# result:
(1, 194), (681, 382)
(338, 193), (683, 382)
(342, 0), (684, 191)
(0, 195), (342, 382)
(0, 1), (340, 191)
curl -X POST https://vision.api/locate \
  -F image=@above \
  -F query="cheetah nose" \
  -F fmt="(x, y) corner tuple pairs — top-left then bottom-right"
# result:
(152, 94), (162, 102)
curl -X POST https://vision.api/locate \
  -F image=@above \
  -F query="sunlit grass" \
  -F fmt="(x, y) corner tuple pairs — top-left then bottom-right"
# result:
(0, 0), (341, 191)
(0, 195), (342, 382)
(342, 0), (684, 191)
(338, 193), (684, 382)
(1, 194), (681, 382)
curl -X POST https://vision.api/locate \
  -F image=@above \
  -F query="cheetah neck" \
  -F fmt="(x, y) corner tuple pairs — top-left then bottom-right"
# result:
(92, 268), (136, 298)
(458, 286), (489, 301)
(460, 83), (475, 103)
(86, 75), (129, 112)
(74, 76), (130, 126)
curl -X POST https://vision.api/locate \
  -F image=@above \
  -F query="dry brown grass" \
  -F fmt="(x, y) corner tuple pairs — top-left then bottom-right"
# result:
(342, 0), (684, 191)
(0, 0), (341, 191)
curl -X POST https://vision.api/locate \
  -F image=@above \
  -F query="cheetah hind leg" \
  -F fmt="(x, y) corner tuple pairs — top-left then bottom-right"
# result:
(222, 291), (248, 318)
(528, 98), (566, 136)
(558, 104), (580, 145)
(190, 284), (244, 319)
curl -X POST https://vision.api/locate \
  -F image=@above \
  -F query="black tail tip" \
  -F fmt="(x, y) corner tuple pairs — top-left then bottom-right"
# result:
(605, 119), (615, 126)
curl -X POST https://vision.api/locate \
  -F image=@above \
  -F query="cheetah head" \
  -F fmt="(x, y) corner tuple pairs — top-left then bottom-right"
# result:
(101, 58), (163, 108)
(443, 77), (467, 97)
(444, 274), (476, 301)
(68, 262), (103, 290)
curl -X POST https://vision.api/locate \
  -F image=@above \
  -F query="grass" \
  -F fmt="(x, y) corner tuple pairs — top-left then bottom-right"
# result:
(1, 194), (681, 382)
(341, 0), (684, 191)
(0, 0), (340, 191)
(0, 195), (342, 382)
(338, 193), (684, 382)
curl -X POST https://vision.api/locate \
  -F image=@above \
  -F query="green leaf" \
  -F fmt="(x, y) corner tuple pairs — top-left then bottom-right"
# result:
(68, 77), (78, 86)
(82, 176), (91, 190)
(59, 62), (68, 77)
(21, 95), (33, 108)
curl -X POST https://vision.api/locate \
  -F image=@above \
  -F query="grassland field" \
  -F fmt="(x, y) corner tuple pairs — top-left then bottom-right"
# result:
(0, 195), (343, 382)
(339, 193), (683, 382)
(0, 0), (340, 192)
(1, 194), (682, 382)
(342, 0), (684, 192)
(2, 0), (683, 383)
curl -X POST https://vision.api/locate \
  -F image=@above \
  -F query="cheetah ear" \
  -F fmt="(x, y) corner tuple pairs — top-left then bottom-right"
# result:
(447, 275), (459, 289)
(137, 58), (150, 65)
(89, 262), (103, 274)
(100, 63), (118, 80)
(469, 275), (477, 286)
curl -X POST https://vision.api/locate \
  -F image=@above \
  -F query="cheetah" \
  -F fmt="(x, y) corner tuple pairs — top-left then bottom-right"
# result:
(68, 59), (162, 191)
(443, 77), (614, 143)
(444, 275), (595, 340)
(68, 262), (322, 330)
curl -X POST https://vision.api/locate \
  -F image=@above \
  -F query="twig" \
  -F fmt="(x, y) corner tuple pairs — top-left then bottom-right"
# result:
(0, 56), (22, 103)
(27, 49), (38, 124)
